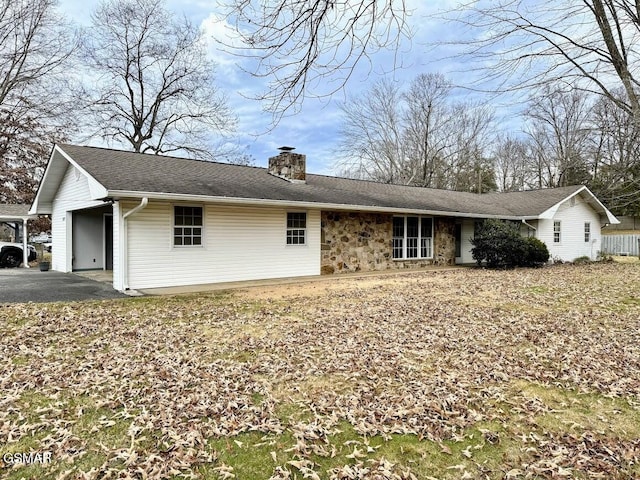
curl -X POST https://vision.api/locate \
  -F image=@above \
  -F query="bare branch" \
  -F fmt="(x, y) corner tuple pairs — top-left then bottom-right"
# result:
(81, 0), (236, 160)
(336, 73), (496, 192)
(0, 0), (77, 203)
(221, 0), (411, 121)
(448, 0), (640, 121)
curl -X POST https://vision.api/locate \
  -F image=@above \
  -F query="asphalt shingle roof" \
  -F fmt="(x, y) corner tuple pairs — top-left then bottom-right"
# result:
(0, 204), (33, 218)
(60, 144), (584, 218)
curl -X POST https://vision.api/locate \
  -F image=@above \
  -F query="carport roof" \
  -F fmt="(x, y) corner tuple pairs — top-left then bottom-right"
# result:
(0, 204), (35, 221)
(30, 144), (619, 224)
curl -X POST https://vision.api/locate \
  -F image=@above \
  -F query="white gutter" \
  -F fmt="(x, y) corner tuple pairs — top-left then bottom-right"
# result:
(122, 197), (148, 290)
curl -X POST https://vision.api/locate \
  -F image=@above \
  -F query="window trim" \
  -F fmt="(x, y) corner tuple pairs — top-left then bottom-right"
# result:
(392, 216), (434, 260)
(173, 204), (204, 248)
(286, 211), (307, 246)
(553, 220), (561, 244)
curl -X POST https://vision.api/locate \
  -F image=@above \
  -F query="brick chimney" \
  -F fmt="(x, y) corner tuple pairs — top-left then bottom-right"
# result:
(268, 146), (306, 183)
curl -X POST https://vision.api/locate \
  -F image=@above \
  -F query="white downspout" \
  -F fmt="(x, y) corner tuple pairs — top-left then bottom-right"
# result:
(522, 219), (537, 234)
(122, 197), (148, 290)
(22, 218), (29, 268)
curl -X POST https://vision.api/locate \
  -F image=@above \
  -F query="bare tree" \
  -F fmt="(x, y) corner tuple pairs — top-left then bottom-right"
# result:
(442, 102), (496, 192)
(523, 86), (593, 187)
(223, 0), (410, 118)
(402, 73), (454, 188)
(81, 0), (236, 160)
(453, 0), (640, 122)
(492, 135), (531, 192)
(0, 0), (76, 204)
(0, 0), (76, 110)
(337, 78), (409, 183)
(588, 91), (640, 214)
(336, 73), (496, 191)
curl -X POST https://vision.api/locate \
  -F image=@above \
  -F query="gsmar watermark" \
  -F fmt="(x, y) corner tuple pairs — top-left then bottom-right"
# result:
(3, 451), (52, 465)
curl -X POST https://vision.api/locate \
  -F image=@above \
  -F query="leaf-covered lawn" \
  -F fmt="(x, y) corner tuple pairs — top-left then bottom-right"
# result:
(1, 263), (640, 479)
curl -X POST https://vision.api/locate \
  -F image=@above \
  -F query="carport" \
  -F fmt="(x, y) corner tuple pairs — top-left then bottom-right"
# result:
(0, 204), (36, 268)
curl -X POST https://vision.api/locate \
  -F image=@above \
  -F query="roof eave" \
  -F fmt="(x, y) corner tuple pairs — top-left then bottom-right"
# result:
(107, 189), (529, 220)
(536, 186), (620, 224)
(30, 144), (108, 215)
(0, 214), (37, 221)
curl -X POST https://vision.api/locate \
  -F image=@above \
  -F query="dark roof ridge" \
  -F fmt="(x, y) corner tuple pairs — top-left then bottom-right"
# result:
(480, 185), (583, 195)
(306, 172), (480, 195)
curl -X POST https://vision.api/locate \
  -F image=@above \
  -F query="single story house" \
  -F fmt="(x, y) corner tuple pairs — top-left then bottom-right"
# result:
(29, 144), (619, 291)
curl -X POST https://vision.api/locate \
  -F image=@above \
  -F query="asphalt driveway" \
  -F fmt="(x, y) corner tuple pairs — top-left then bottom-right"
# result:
(0, 268), (128, 303)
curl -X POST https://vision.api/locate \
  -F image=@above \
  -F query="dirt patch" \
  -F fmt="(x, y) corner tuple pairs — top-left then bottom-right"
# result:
(232, 269), (457, 301)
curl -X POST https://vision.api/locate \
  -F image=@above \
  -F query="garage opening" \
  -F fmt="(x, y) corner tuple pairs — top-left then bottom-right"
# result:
(72, 205), (113, 272)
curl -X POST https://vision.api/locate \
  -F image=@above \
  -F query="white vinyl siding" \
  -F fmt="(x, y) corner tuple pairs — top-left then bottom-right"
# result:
(50, 164), (108, 272)
(537, 196), (602, 261)
(124, 202), (321, 289)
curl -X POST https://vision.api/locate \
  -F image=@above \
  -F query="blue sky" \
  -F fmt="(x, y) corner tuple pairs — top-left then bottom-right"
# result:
(57, 0), (501, 174)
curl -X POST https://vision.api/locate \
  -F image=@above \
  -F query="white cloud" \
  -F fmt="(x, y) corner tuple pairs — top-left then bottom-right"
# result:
(55, 0), (531, 174)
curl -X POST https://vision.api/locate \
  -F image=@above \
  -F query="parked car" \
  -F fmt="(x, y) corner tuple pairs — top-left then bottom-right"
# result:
(0, 241), (37, 268)
(29, 232), (52, 243)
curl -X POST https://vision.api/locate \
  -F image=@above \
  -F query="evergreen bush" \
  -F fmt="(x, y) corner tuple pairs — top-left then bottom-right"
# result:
(523, 237), (550, 267)
(471, 219), (549, 268)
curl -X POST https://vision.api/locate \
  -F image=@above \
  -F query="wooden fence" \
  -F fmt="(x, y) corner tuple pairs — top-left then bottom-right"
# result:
(601, 234), (640, 256)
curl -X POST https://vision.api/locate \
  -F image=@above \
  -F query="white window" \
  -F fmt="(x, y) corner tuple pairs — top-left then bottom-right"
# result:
(553, 221), (561, 243)
(392, 216), (433, 259)
(286, 212), (306, 245)
(174, 206), (203, 247)
(584, 222), (591, 242)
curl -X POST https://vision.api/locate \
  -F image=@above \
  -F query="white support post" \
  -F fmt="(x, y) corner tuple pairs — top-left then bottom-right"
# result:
(22, 218), (29, 268)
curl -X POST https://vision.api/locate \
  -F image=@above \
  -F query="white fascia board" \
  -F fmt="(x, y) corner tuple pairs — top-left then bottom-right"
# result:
(537, 185), (587, 219)
(29, 145), (60, 215)
(29, 145), (108, 214)
(0, 215), (36, 221)
(56, 146), (109, 200)
(537, 205), (560, 219)
(580, 186), (620, 224)
(107, 189), (526, 220)
(537, 185), (620, 224)
(31, 206), (53, 215)
(88, 179), (109, 200)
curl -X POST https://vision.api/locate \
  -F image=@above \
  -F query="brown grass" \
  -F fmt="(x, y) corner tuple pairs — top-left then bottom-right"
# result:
(1, 262), (639, 479)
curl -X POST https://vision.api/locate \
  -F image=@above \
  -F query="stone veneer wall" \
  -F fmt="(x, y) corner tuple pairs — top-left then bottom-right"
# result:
(433, 217), (456, 266)
(320, 211), (457, 274)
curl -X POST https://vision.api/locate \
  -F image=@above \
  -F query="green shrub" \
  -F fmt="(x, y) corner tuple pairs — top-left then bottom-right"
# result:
(573, 256), (592, 264)
(524, 237), (550, 267)
(471, 219), (549, 269)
